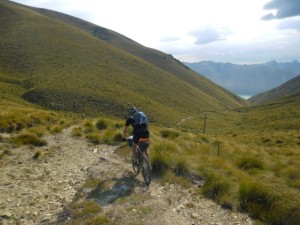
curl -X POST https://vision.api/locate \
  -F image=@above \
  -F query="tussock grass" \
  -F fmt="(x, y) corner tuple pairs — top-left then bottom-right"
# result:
(95, 119), (108, 130)
(71, 127), (82, 137)
(201, 171), (231, 201)
(50, 125), (64, 133)
(239, 179), (278, 220)
(236, 156), (265, 171)
(173, 158), (189, 176)
(10, 133), (47, 147)
(150, 142), (174, 175)
(75, 117), (124, 145)
(0, 102), (68, 136)
(160, 129), (180, 139)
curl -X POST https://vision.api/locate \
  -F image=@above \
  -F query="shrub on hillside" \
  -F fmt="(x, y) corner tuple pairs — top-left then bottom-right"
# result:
(96, 119), (108, 130)
(174, 158), (189, 176)
(202, 172), (231, 201)
(85, 130), (120, 145)
(151, 143), (173, 174)
(83, 120), (95, 133)
(160, 129), (180, 139)
(50, 125), (63, 133)
(236, 156), (264, 171)
(10, 134), (47, 147)
(72, 127), (82, 137)
(239, 180), (277, 221)
(0, 120), (14, 133)
(86, 133), (101, 145)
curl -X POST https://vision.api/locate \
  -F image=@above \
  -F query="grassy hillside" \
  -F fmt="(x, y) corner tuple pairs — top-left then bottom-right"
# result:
(28, 4), (248, 108)
(0, 0), (249, 127)
(249, 75), (300, 104)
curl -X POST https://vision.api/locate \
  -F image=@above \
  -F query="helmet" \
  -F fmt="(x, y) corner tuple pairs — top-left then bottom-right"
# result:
(129, 106), (137, 115)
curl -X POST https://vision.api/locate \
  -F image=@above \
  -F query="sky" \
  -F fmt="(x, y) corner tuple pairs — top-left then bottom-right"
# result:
(10, 0), (300, 64)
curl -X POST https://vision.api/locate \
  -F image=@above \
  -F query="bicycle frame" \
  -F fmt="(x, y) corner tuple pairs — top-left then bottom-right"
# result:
(128, 136), (151, 185)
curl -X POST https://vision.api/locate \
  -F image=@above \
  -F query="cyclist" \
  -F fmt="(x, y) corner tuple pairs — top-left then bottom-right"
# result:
(122, 106), (150, 164)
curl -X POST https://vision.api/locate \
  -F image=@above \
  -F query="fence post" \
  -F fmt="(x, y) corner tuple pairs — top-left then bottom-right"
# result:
(203, 112), (207, 133)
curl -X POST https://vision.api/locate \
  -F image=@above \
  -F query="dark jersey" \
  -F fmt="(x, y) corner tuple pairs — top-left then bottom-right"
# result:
(125, 116), (149, 143)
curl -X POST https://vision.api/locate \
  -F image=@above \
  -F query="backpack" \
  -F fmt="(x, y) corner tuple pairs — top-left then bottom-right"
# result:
(133, 111), (148, 126)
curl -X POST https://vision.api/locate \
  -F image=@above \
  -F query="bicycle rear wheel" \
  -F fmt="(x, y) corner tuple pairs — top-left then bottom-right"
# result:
(141, 155), (151, 185)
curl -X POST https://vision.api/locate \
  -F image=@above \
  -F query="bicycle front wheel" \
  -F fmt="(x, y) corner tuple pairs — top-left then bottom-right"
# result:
(132, 158), (140, 175)
(141, 155), (151, 185)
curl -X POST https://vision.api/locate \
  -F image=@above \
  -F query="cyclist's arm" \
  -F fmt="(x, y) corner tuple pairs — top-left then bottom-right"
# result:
(123, 117), (135, 139)
(122, 125), (129, 139)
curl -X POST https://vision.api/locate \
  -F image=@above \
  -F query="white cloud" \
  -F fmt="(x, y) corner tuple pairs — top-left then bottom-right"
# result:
(189, 27), (232, 45)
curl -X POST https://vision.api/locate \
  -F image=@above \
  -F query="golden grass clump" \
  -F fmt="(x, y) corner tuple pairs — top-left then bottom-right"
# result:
(95, 119), (108, 130)
(150, 142), (174, 175)
(173, 158), (189, 176)
(236, 156), (265, 171)
(160, 129), (180, 139)
(239, 179), (277, 220)
(10, 133), (47, 147)
(201, 170), (231, 201)
(81, 117), (123, 145)
(71, 127), (82, 137)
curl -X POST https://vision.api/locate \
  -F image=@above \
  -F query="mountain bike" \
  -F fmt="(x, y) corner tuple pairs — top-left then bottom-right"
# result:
(127, 136), (151, 185)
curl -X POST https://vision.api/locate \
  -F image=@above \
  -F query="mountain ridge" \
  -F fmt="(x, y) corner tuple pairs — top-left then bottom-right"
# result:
(249, 74), (300, 104)
(184, 60), (300, 96)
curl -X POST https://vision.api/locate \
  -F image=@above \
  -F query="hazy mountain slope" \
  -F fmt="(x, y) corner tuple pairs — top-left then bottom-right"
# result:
(249, 75), (300, 104)
(184, 61), (300, 96)
(1, 0), (248, 126)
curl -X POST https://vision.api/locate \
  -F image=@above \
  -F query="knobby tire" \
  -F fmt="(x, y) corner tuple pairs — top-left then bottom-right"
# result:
(132, 159), (140, 175)
(141, 154), (151, 185)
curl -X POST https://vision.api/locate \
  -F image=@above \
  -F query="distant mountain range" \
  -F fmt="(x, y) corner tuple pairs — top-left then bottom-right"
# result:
(249, 74), (300, 104)
(184, 61), (300, 97)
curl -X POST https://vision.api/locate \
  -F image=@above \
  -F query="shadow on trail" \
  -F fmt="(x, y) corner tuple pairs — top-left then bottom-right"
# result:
(89, 171), (148, 206)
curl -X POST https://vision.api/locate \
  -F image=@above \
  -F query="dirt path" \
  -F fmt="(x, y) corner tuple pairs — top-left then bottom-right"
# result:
(0, 127), (253, 225)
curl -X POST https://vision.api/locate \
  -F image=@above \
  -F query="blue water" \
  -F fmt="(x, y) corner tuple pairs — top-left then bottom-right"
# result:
(238, 94), (252, 100)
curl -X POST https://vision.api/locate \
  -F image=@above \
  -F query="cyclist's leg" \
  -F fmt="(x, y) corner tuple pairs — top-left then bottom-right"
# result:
(132, 133), (139, 162)
(141, 127), (150, 160)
